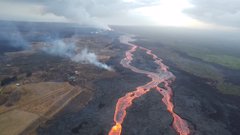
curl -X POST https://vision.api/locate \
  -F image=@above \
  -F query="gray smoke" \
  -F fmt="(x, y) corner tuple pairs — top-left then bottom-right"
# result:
(43, 40), (113, 71)
(71, 48), (113, 71)
(0, 22), (29, 49)
(43, 40), (75, 58)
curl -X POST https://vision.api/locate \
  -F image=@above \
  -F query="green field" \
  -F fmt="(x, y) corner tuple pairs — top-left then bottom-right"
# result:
(173, 46), (240, 95)
(188, 53), (240, 70)
(217, 82), (240, 96)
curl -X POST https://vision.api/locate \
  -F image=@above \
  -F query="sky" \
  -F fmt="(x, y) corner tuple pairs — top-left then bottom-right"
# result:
(0, 0), (239, 30)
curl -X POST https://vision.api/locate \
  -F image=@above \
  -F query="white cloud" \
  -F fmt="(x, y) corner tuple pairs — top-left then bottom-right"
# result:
(0, 0), (239, 29)
(0, 1), (68, 22)
(185, 0), (240, 28)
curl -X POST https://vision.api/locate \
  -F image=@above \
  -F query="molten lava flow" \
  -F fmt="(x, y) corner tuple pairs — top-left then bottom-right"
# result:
(156, 84), (190, 135)
(108, 35), (190, 135)
(109, 123), (122, 135)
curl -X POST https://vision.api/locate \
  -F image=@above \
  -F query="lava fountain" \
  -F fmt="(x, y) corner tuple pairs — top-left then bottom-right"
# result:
(108, 35), (190, 135)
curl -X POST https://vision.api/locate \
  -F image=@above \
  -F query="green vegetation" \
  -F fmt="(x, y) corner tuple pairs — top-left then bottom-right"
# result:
(0, 88), (3, 95)
(182, 51), (240, 95)
(189, 53), (240, 70)
(175, 60), (223, 81)
(201, 55), (240, 70)
(164, 48), (224, 81)
(175, 45), (240, 70)
(178, 54), (240, 96)
(180, 51), (240, 96)
(217, 82), (240, 96)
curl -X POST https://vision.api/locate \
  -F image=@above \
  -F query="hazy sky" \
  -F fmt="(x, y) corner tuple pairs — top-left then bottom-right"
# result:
(0, 0), (239, 29)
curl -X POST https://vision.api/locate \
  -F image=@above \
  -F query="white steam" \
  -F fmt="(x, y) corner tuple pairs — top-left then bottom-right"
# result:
(45, 40), (75, 58)
(43, 40), (113, 71)
(71, 48), (113, 71)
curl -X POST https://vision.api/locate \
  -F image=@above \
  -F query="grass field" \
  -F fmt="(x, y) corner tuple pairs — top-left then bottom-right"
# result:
(188, 52), (240, 70)
(173, 45), (240, 70)
(217, 82), (240, 96)
(174, 47), (240, 95)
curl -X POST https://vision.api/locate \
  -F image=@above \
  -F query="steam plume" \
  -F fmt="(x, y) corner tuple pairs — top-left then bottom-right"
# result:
(44, 40), (75, 58)
(71, 48), (113, 71)
(43, 40), (113, 71)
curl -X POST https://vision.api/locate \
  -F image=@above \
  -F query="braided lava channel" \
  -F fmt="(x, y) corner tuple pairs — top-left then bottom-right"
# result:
(108, 35), (190, 135)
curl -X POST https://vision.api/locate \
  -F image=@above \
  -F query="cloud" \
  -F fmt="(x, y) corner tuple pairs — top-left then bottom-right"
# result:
(4, 0), (239, 29)
(184, 0), (240, 28)
(0, 0), (161, 29)
(0, 1), (68, 23)
(39, 0), (159, 29)
(0, 0), (133, 29)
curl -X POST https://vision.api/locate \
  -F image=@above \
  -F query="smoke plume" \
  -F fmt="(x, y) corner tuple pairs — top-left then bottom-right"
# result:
(43, 40), (113, 71)
(0, 22), (29, 49)
(71, 48), (113, 71)
(43, 40), (75, 58)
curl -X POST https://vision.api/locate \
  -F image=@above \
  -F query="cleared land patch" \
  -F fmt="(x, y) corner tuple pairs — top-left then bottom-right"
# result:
(0, 82), (83, 135)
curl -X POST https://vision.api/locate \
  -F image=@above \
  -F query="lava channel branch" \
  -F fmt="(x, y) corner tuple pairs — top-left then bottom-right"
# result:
(108, 35), (190, 135)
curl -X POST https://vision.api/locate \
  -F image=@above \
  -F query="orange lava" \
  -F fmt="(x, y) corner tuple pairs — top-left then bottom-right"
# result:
(108, 35), (190, 135)
(109, 123), (122, 135)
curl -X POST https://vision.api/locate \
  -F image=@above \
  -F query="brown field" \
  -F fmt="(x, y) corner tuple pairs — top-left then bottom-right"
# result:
(0, 81), (84, 135)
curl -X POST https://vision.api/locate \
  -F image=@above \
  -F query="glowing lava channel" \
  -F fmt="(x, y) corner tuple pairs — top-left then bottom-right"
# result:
(108, 35), (190, 135)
